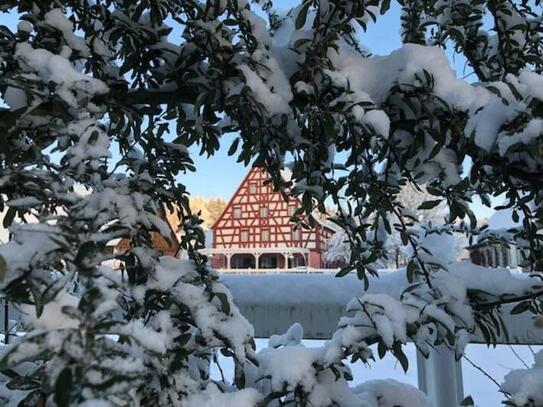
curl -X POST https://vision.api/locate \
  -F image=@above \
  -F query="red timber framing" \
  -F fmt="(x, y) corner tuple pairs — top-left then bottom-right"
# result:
(202, 166), (338, 271)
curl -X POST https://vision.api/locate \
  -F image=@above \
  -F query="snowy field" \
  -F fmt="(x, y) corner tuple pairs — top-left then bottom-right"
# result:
(211, 340), (541, 406)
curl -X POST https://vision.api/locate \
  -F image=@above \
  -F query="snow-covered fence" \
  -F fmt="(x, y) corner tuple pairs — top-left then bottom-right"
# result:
(222, 267), (543, 407)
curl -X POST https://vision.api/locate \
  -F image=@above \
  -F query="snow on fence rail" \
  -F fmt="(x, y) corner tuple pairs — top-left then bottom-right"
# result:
(222, 271), (543, 344)
(222, 263), (543, 407)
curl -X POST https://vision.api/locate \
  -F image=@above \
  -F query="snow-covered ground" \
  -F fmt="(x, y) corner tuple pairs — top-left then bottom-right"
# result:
(211, 340), (542, 406)
(0, 334), (539, 405)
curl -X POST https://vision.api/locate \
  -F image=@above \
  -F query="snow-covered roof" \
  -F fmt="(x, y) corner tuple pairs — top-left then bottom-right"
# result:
(470, 206), (526, 247)
(487, 207), (523, 231)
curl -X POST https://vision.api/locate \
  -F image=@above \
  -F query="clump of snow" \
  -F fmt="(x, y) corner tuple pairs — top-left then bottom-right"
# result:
(65, 119), (111, 173)
(75, 183), (170, 238)
(518, 70), (543, 101)
(240, 9), (271, 48)
(451, 261), (542, 297)
(467, 95), (516, 152)
(346, 294), (407, 347)
(466, 70), (543, 157)
(20, 290), (79, 331)
(44, 9), (90, 57)
(249, 328), (432, 407)
(353, 379), (432, 407)
(237, 49), (293, 115)
(120, 311), (179, 354)
(498, 119), (543, 156)
(324, 230), (351, 264)
(258, 345), (320, 392)
(173, 277), (254, 362)
(133, 257), (254, 362)
(406, 227), (458, 267)
(186, 385), (262, 407)
(501, 350), (543, 406)
(328, 43), (489, 112)
(269, 322), (303, 347)
(340, 281), (470, 358)
(0, 223), (65, 287)
(14, 42), (108, 107)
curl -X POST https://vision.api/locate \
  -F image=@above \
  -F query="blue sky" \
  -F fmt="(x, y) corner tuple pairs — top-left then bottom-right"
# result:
(0, 4), (495, 218)
(179, 2), (496, 218)
(184, 1), (405, 200)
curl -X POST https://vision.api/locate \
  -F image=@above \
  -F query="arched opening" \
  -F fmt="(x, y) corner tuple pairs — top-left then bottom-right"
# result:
(231, 254), (256, 269)
(258, 253), (281, 269)
(288, 253), (307, 268)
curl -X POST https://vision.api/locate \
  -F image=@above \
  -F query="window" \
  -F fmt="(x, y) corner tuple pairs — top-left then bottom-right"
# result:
(260, 207), (269, 217)
(292, 228), (301, 241)
(234, 206), (242, 218)
(249, 182), (257, 194)
(261, 229), (270, 241)
(240, 229), (249, 242)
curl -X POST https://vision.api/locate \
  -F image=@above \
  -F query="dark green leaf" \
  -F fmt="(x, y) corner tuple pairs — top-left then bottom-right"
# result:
(295, 2), (311, 29)
(460, 395), (474, 406)
(54, 368), (72, 407)
(214, 292), (231, 315)
(510, 301), (531, 315)
(417, 200), (442, 210)
(2, 208), (15, 229)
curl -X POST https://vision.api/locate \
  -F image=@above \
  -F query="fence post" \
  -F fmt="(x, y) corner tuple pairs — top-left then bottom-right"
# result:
(416, 346), (463, 407)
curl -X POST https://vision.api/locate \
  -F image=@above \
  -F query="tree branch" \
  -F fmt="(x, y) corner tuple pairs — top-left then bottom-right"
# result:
(472, 289), (543, 311)
(93, 86), (199, 108)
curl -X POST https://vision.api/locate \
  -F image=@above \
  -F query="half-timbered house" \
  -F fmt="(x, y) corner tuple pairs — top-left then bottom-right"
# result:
(203, 167), (338, 271)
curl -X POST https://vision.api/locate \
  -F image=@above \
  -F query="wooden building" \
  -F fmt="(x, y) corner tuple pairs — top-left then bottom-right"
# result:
(106, 216), (180, 258)
(202, 167), (338, 271)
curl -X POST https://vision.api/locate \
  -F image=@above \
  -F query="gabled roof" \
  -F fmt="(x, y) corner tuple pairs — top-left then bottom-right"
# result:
(469, 206), (525, 249)
(210, 166), (259, 230)
(210, 165), (338, 234)
(487, 207), (523, 231)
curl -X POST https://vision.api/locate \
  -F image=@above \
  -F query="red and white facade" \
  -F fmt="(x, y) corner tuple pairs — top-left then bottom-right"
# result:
(203, 167), (338, 271)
